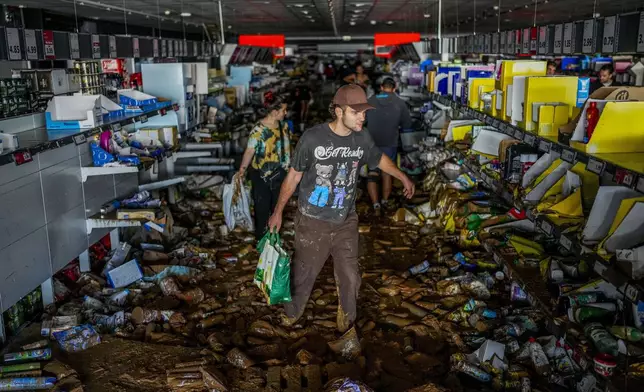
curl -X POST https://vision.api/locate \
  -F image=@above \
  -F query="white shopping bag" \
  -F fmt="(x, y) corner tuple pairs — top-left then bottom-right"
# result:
(223, 175), (254, 232)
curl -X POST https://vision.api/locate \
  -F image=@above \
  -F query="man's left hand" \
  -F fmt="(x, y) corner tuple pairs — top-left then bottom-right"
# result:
(401, 176), (415, 199)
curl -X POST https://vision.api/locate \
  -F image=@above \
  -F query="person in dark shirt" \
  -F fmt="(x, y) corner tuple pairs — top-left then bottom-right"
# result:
(364, 77), (412, 215)
(292, 77), (313, 132)
(590, 64), (622, 94)
(267, 84), (414, 332)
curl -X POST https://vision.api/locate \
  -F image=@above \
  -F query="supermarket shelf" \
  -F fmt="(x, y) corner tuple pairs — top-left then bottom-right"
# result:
(86, 212), (145, 234)
(138, 176), (186, 192)
(449, 147), (644, 306)
(0, 101), (179, 168)
(80, 166), (139, 182)
(431, 93), (644, 194)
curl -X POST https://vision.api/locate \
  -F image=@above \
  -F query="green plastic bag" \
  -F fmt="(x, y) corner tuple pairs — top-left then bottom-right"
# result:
(254, 232), (292, 305)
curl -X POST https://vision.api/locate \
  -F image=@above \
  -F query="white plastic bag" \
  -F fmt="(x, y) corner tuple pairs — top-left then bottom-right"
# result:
(223, 176), (254, 232)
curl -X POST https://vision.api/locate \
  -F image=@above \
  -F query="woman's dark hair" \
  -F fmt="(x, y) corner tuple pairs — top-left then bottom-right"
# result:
(547, 60), (557, 69)
(258, 93), (286, 118)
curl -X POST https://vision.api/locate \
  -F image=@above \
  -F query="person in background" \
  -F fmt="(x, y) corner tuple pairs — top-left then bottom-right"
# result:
(267, 84), (415, 332)
(343, 63), (370, 90)
(292, 77), (314, 132)
(364, 77), (412, 215)
(547, 60), (557, 75)
(590, 64), (621, 93)
(237, 95), (290, 240)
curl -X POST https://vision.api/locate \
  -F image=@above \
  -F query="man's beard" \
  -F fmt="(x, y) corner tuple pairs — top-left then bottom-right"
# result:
(342, 116), (362, 132)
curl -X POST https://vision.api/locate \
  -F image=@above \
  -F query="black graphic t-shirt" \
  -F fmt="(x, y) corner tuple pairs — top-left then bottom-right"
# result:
(292, 123), (382, 223)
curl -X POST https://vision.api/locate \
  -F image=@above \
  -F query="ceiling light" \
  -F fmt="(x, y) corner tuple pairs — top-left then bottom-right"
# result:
(508, 9), (512, 12)
(264, 1), (270, 3)
(423, 14), (430, 18)
(594, 12), (600, 17)
(544, 0), (548, 3)
(352, 2), (370, 6)
(128, 11), (132, 14)
(79, 2), (84, 4)
(310, 19), (315, 22)
(302, 10), (309, 14)
(145, 15), (149, 19)
(387, 21), (393, 25)
(493, 5), (498, 10)
(18, 5), (24, 8)
(161, 17), (165, 21)
(350, 21), (356, 25)
(525, 4), (529, 8)
(370, 20), (376, 25)
(93, 16), (100, 20)
(293, 4), (305, 7)
(164, 10), (171, 15)
(227, 25), (232, 29)
(180, 12), (191, 17)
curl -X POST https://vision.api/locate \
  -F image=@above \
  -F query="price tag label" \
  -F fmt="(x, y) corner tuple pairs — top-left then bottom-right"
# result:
(638, 11), (644, 53)
(563, 23), (573, 54)
(193, 41), (198, 56)
(132, 37), (140, 58)
(24, 29), (38, 60)
(5, 27), (22, 60)
(553, 24), (563, 54)
(500, 31), (507, 53)
(174, 40), (179, 56)
(69, 32), (80, 59)
(637, 176), (644, 193)
(109, 35), (117, 58)
(492, 32), (499, 53)
(614, 168), (636, 187)
(112, 123), (122, 132)
(559, 235), (572, 251)
(153, 39), (159, 57)
(139, 114), (148, 123)
(91, 34), (101, 59)
(625, 284), (639, 303)
(73, 134), (87, 145)
(43, 30), (55, 59)
(582, 19), (595, 53)
(586, 157), (606, 175)
(538, 26), (548, 54)
(603, 16), (617, 53)
(538, 140), (551, 152)
(514, 129), (524, 140)
(540, 219), (553, 236)
(523, 133), (536, 146)
(561, 148), (577, 163)
(13, 151), (33, 166)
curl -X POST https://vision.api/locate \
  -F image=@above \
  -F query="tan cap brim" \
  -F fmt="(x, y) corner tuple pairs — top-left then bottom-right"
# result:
(348, 103), (375, 112)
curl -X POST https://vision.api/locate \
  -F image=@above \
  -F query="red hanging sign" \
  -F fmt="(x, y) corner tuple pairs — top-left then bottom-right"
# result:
(373, 32), (420, 58)
(43, 30), (55, 59)
(238, 34), (285, 58)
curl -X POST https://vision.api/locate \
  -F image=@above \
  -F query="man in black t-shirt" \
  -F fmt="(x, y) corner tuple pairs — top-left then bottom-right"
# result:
(267, 84), (415, 332)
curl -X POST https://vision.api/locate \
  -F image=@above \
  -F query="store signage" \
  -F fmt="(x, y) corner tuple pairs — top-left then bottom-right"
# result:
(522, 28), (530, 54)
(5, 27), (22, 60)
(183, 40), (187, 56)
(91, 34), (101, 59)
(637, 12), (644, 53)
(132, 37), (140, 58)
(43, 30), (55, 59)
(553, 24), (563, 54)
(602, 16), (616, 53)
(24, 29), (38, 60)
(484, 34), (491, 53)
(582, 19), (595, 53)
(13, 151), (33, 166)
(153, 39), (159, 57)
(69, 33), (80, 59)
(563, 22), (573, 54)
(507, 30), (515, 54)
(586, 157), (606, 175)
(109, 35), (117, 58)
(538, 26), (547, 54)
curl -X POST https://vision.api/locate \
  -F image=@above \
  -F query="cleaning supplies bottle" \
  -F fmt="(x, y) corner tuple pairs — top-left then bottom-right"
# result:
(584, 102), (599, 143)
(528, 337), (551, 375)
(584, 322), (618, 356)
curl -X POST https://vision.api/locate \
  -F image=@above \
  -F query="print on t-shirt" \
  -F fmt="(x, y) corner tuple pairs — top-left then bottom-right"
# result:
(308, 163), (333, 207)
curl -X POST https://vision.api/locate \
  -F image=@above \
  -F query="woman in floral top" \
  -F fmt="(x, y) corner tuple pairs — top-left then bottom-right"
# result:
(237, 95), (291, 239)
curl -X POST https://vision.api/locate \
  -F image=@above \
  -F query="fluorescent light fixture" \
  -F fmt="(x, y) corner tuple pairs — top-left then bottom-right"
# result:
(180, 12), (191, 16)
(493, 5), (499, 9)
(302, 10), (309, 14)
(352, 2), (371, 6)
(423, 14), (430, 18)
(294, 4), (306, 7)
(106, 7), (111, 11)
(227, 25), (232, 29)
(18, 4), (24, 8)
(310, 19), (315, 22)
(164, 10), (171, 15)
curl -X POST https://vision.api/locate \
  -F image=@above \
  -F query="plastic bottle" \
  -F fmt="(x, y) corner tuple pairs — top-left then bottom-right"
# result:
(408, 260), (430, 276)
(609, 326), (642, 342)
(584, 322), (618, 356)
(568, 304), (615, 324)
(584, 102), (599, 143)
(528, 337), (551, 375)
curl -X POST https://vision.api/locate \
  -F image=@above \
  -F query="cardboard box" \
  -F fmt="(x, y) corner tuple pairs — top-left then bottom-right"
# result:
(106, 259), (143, 288)
(45, 95), (103, 130)
(117, 209), (157, 220)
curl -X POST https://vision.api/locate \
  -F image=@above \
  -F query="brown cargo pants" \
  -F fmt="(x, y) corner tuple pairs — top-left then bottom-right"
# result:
(284, 211), (360, 332)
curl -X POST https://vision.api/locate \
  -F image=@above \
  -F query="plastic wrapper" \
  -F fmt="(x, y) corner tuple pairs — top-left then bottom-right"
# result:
(328, 327), (361, 360)
(3, 349), (51, 363)
(53, 325), (101, 352)
(324, 378), (374, 392)
(0, 377), (56, 390)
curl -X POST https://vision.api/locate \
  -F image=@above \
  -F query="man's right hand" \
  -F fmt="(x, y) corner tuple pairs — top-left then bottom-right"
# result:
(267, 212), (283, 233)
